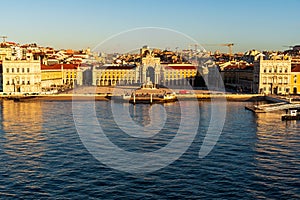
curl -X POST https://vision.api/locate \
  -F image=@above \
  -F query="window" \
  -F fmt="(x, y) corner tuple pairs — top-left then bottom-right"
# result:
(269, 68), (272, 73)
(27, 68), (30, 73)
(12, 68), (14, 73)
(7, 81), (9, 85)
(6, 68), (9, 73)
(22, 81), (25, 85)
(263, 68), (267, 73)
(268, 77), (272, 83)
(22, 68), (24, 73)
(27, 80), (30, 85)
(17, 68), (19, 73)
(263, 77), (267, 84)
(294, 75), (297, 84)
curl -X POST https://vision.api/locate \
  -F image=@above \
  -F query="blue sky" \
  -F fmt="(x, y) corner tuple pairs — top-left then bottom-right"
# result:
(2, 0), (300, 53)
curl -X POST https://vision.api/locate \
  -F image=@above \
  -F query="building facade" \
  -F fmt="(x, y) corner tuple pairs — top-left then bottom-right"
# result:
(41, 63), (82, 90)
(61, 64), (80, 87)
(253, 56), (291, 95)
(0, 47), (12, 60)
(291, 64), (300, 94)
(92, 47), (198, 87)
(2, 59), (41, 93)
(162, 64), (197, 87)
(93, 65), (138, 86)
(220, 62), (254, 92)
(41, 64), (63, 91)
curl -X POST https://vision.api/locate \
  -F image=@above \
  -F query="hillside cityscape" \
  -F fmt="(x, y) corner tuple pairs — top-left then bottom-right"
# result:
(0, 38), (300, 96)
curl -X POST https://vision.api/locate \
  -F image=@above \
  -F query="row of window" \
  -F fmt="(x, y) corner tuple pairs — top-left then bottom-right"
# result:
(96, 79), (136, 82)
(65, 75), (76, 78)
(294, 75), (298, 84)
(95, 70), (196, 75)
(165, 74), (195, 79)
(96, 72), (135, 76)
(96, 72), (196, 78)
(262, 78), (289, 84)
(96, 78), (136, 81)
(6, 80), (31, 85)
(97, 75), (135, 79)
(263, 87), (290, 92)
(165, 72), (196, 76)
(6, 68), (30, 73)
(263, 68), (288, 73)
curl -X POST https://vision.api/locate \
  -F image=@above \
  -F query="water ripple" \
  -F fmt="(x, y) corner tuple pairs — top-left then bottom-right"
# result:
(0, 101), (298, 199)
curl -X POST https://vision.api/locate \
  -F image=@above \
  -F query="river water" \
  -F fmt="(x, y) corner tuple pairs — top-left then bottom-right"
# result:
(0, 100), (299, 199)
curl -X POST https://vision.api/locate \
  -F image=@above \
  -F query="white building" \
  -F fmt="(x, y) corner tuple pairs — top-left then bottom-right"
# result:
(2, 59), (41, 93)
(253, 56), (291, 95)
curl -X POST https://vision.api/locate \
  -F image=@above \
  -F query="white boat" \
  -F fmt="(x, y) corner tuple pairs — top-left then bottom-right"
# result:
(113, 94), (132, 102)
(163, 92), (176, 101)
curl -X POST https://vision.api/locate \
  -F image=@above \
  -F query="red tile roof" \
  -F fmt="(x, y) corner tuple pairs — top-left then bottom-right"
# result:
(224, 64), (253, 70)
(96, 65), (136, 70)
(165, 65), (197, 70)
(292, 64), (300, 72)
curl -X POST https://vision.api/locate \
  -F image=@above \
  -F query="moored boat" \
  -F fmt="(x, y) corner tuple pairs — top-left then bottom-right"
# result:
(112, 94), (132, 102)
(281, 109), (300, 120)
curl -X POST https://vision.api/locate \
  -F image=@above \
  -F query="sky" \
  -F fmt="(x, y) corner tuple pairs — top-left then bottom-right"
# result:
(1, 0), (300, 53)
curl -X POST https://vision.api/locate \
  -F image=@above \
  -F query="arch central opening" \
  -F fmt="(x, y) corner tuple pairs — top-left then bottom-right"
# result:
(146, 66), (155, 84)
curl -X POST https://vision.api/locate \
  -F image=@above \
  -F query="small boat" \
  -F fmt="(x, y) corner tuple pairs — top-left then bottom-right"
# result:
(161, 92), (177, 102)
(281, 109), (300, 120)
(112, 94), (132, 102)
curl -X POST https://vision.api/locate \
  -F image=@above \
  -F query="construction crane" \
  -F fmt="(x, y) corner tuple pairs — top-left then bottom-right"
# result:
(282, 45), (294, 49)
(201, 43), (234, 57)
(0, 36), (7, 43)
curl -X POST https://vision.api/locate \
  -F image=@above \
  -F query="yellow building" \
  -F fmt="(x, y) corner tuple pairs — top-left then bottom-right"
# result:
(92, 63), (197, 87)
(163, 64), (197, 86)
(41, 64), (63, 91)
(93, 65), (137, 86)
(291, 64), (300, 94)
(61, 64), (80, 87)
(92, 46), (198, 87)
(41, 63), (80, 89)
